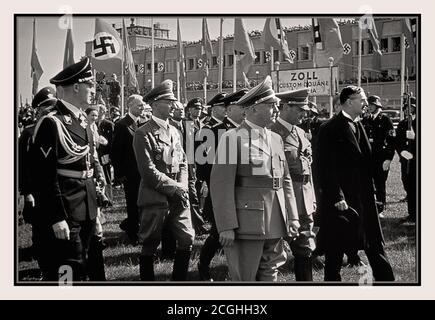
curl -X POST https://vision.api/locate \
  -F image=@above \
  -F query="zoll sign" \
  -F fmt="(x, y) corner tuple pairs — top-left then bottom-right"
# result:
(272, 67), (339, 96)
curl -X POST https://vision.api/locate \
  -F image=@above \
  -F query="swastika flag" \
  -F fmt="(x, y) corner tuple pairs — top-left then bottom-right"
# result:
(91, 18), (122, 76)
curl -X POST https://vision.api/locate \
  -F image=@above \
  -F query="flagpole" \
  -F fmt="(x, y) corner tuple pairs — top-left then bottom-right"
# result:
(312, 42), (317, 105)
(218, 18), (224, 92)
(176, 60), (180, 100)
(357, 21), (362, 87)
(400, 32), (406, 121)
(121, 20), (125, 117)
(329, 57), (334, 118)
(151, 18), (155, 88)
(233, 55), (237, 93)
(204, 74), (207, 102)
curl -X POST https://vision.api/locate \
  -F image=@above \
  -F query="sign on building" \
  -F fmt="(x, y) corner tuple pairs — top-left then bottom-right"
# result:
(272, 67), (339, 96)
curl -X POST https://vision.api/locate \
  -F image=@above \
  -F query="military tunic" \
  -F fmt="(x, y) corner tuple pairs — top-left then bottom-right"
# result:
(133, 117), (195, 255)
(271, 118), (316, 257)
(210, 120), (299, 281)
(31, 100), (104, 281)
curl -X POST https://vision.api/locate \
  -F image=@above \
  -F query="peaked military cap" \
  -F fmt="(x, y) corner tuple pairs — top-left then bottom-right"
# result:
(144, 79), (177, 103)
(276, 88), (310, 111)
(50, 57), (94, 86)
(308, 100), (319, 114)
(207, 92), (227, 107)
(236, 76), (279, 108)
(186, 97), (204, 109)
(223, 89), (249, 106)
(368, 95), (382, 108)
(32, 86), (57, 109)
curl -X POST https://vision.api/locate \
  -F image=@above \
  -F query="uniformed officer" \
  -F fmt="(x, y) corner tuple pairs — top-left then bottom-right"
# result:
(32, 57), (106, 281)
(210, 76), (300, 281)
(396, 96), (417, 223)
(361, 95), (395, 215)
(134, 80), (195, 281)
(270, 88), (316, 281)
(197, 89), (247, 281)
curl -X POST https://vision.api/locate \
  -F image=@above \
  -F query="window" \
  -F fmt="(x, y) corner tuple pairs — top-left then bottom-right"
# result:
(165, 60), (175, 73)
(212, 56), (218, 67)
(381, 38), (389, 53)
(254, 52), (261, 64)
(392, 37), (401, 52)
(274, 49), (279, 62)
(262, 51), (270, 63)
(228, 54), (234, 66)
(188, 58), (195, 70)
(298, 46), (310, 61)
(367, 40), (374, 55)
(146, 63), (151, 74)
(135, 64), (138, 73)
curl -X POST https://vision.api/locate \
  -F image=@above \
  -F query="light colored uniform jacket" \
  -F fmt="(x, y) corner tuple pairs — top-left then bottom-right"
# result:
(210, 121), (299, 240)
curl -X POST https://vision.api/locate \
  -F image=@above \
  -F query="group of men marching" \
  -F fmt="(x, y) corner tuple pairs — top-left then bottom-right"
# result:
(19, 57), (417, 283)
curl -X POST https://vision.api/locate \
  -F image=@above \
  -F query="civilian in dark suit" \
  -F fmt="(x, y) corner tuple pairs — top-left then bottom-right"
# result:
(395, 97), (417, 223)
(111, 95), (145, 243)
(316, 86), (395, 282)
(97, 104), (115, 204)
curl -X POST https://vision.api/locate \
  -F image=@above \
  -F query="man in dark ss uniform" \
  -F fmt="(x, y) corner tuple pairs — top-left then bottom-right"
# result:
(210, 76), (300, 281)
(32, 58), (106, 281)
(111, 95), (145, 243)
(396, 97), (417, 223)
(316, 86), (394, 282)
(361, 95), (395, 216)
(197, 90), (247, 280)
(134, 80), (195, 281)
(271, 88), (316, 281)
(19, 87), (57, 222)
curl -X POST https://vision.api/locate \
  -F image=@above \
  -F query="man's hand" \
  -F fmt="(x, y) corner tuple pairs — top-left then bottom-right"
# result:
(25, 194), (35, 207)
(52, 220), (70, 240)
(406, 129), (415, 140)
(334, 200), (349, 211)
(171, 187), (190, 209)
(289, 220), (300, 238)
(382, 160), (391, 171)
(219, 230), (235, 247)
(400, 150), (413, 160)
(97, 175), (107, 188)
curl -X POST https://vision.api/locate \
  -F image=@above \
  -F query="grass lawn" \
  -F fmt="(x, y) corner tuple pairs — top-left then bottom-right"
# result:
(17, 155), (417, 284)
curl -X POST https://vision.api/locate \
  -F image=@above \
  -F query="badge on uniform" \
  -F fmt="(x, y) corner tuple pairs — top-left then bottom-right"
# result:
(63, 114), (72, 125)
(389, 129), (396, 137)
(40, 146), (52, 158)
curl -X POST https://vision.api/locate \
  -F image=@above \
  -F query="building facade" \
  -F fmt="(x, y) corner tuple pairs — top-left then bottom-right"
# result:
(85, 17), (417, 111)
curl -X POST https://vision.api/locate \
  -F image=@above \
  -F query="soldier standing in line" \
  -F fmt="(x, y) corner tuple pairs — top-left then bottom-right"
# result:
(32, 58), (106, 281)
(271, 88), (316, 281)
(134, 80), (195, 281)
(210, 76), (300, 281)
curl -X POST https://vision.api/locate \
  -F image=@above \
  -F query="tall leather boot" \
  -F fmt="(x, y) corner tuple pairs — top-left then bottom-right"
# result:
(172, 250), (192, 281)
(140, 255), (155, 281)
(198, 234), (221, 281)
(87, 236), (106, 281)
(294, 255), (313, 282)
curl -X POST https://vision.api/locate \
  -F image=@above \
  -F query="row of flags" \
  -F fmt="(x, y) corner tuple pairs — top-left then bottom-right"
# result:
(30, 17), (417, 99)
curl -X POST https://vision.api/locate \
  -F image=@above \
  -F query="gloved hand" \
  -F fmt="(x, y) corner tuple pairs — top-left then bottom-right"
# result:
(406, 129), (415, 140)
(25, 194), (35, 207)
(334, 200), (349, 211)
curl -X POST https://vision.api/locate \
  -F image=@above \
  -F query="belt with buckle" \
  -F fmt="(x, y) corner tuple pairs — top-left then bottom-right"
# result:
(236, 176), (283, 190)
(290, 173), (310, 184)
(57, 168), (94, 179)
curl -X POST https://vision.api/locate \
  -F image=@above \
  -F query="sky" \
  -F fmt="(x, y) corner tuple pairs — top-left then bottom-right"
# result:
(17, 16), (312, 103)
